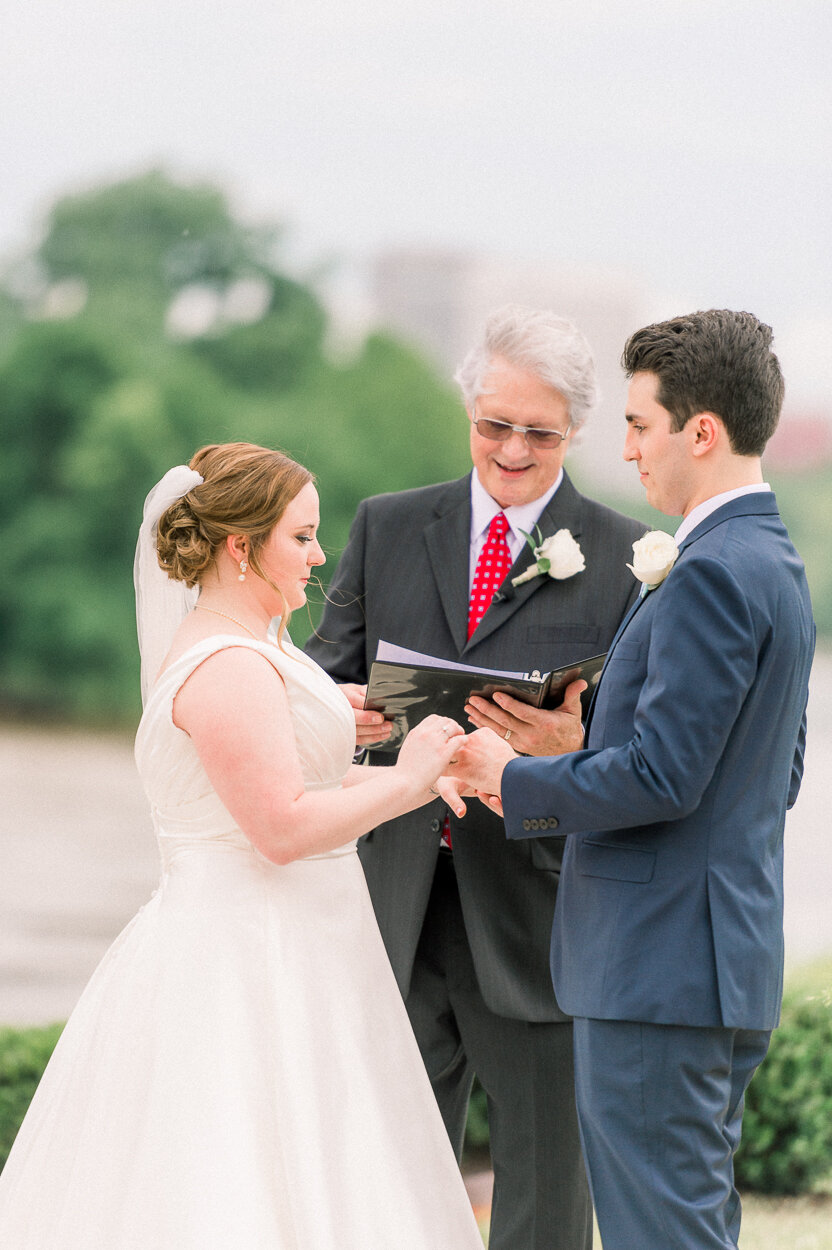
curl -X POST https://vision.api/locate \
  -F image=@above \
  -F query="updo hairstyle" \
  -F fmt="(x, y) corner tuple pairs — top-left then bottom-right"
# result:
(156, 443), (314, 593)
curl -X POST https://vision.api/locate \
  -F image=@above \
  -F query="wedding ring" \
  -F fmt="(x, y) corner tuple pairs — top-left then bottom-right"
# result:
(504, 728), (512, 741)
(429, 784), (439, 795)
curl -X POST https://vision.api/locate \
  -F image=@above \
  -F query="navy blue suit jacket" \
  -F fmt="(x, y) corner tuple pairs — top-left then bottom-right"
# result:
(501, 493), (815, 1030)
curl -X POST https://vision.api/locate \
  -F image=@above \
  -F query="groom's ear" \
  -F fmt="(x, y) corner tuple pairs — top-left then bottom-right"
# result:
(689, 413), (721, 457)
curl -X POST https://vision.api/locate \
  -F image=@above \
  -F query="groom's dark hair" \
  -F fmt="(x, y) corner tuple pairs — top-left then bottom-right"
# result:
(621, 309), (784, 456)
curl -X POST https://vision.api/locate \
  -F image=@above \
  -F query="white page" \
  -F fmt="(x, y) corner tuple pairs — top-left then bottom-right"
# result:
(375, 639), (539, 682)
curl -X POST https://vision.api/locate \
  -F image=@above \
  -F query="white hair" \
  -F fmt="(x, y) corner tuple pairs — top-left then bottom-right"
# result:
(453, 303), (600, 428)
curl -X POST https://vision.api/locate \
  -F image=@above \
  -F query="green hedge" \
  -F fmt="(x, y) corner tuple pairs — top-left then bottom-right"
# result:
(735, 989), (832, 1194)
(0, 1024), (63, 1171)
(463, 989), (832, 1195)
(4, 995), (832, 1196)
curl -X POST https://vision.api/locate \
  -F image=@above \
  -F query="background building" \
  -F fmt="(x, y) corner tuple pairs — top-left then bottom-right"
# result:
(372, 248), (644, 493)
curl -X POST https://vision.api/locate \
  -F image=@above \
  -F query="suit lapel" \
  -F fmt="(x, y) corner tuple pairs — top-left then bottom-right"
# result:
(584, 492), (780, 733)
(604, 585), (648, 654)
(423, 479), (474, 656)
(462, 472), (585, 655)
(583, 588), (647, 735)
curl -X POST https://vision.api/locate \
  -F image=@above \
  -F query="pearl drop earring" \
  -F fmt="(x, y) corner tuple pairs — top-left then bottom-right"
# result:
(238, 559), (248, 582)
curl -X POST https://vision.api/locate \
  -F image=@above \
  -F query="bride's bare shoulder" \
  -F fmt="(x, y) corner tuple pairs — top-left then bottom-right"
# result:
(156, 615), (272, 682)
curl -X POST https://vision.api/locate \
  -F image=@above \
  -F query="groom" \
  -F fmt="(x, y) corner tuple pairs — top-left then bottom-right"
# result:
(449, 309), (815, 1249)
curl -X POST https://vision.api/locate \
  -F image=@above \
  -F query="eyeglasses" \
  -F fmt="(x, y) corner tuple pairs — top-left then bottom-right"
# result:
(470, 410), (572, 449)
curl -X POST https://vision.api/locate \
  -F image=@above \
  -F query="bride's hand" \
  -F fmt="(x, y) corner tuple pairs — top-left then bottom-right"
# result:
(395, 715), (465, 799)
(434, 774), (474, 819)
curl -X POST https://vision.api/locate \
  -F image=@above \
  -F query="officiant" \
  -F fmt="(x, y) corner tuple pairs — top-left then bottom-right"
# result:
(306, 304), (646, 1250)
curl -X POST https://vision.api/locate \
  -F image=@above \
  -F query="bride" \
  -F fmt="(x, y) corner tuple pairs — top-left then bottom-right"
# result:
(0, 442), (483, 1249)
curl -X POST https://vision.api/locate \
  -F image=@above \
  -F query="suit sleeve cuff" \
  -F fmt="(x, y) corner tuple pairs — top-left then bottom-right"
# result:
(502, 756), (562, 840)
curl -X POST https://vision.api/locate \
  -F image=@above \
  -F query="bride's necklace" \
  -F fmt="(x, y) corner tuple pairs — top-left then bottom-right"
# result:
(195, 604), (261, 639)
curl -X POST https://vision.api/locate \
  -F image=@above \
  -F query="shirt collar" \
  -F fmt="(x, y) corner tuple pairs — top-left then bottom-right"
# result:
(469, 469), (564, 545)
(674, 482), (771, 547)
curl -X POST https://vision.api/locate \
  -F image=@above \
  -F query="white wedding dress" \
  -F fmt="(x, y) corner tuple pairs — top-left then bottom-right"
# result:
(0, 636), (483, 1249)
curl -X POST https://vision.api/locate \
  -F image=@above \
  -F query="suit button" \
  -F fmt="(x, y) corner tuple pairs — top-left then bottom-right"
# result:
(430, 818), (442, 834)
(529, 818), (540, 830)
(546, 817), (559, 829)
(522, 819), (532, 831)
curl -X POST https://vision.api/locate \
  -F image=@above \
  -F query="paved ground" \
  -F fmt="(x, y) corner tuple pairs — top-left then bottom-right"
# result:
(0, 725), (158, 1025)
(3, 650), (832, 1027)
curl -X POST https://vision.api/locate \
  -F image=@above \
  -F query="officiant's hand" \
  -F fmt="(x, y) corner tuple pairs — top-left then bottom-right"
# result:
(464, 678), (586, 757)
(340, 683), (394, 747)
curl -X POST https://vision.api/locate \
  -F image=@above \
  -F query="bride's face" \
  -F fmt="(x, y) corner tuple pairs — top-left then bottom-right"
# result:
(257, 482), (325, 611)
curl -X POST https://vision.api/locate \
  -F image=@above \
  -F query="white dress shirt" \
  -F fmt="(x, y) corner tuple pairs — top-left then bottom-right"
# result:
(468, 469), (564, 590)
(674, 483), (771, 547)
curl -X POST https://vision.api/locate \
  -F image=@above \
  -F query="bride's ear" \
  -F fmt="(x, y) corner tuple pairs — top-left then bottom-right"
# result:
(226, 533), (249, 563)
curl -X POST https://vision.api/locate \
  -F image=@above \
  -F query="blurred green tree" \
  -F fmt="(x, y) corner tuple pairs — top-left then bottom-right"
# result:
(41, 171), (270, 300)
(0, 171), (469, 723)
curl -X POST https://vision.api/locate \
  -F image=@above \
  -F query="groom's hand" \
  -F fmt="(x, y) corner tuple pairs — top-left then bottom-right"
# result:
(340, 683), (394, 748)
(464, 678), (586, 757)
(448, 727), (516, 800)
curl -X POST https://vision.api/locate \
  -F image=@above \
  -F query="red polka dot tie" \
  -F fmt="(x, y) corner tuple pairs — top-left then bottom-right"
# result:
(440, 512), (513, 849)
(468, 511), (512, 638)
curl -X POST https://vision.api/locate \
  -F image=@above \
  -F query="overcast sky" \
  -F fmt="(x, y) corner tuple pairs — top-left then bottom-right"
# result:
(2, 0), (830, 405)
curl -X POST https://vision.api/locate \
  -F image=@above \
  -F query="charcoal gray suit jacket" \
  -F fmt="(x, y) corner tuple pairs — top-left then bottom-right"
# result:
(306, 471), (647, 1022)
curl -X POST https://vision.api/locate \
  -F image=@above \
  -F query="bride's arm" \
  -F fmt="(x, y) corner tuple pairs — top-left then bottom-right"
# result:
(341, 760), (469, 819)
(173, 648), (463, 865)
(341, 762), (378, 786)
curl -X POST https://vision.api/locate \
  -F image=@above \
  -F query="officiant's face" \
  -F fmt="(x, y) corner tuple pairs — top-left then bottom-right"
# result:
(469, 356), (573, 508)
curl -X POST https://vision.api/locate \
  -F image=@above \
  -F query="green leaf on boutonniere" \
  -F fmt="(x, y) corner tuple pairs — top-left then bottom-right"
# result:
(518, 525), (543, 555)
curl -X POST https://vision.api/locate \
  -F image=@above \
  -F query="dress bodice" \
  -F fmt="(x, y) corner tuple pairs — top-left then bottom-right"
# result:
(134, 633), (356, 855)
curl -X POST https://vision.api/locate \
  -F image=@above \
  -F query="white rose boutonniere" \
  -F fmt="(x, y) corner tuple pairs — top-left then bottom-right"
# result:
(512, 527), (586, 586)
(627, 530), (679, 591)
